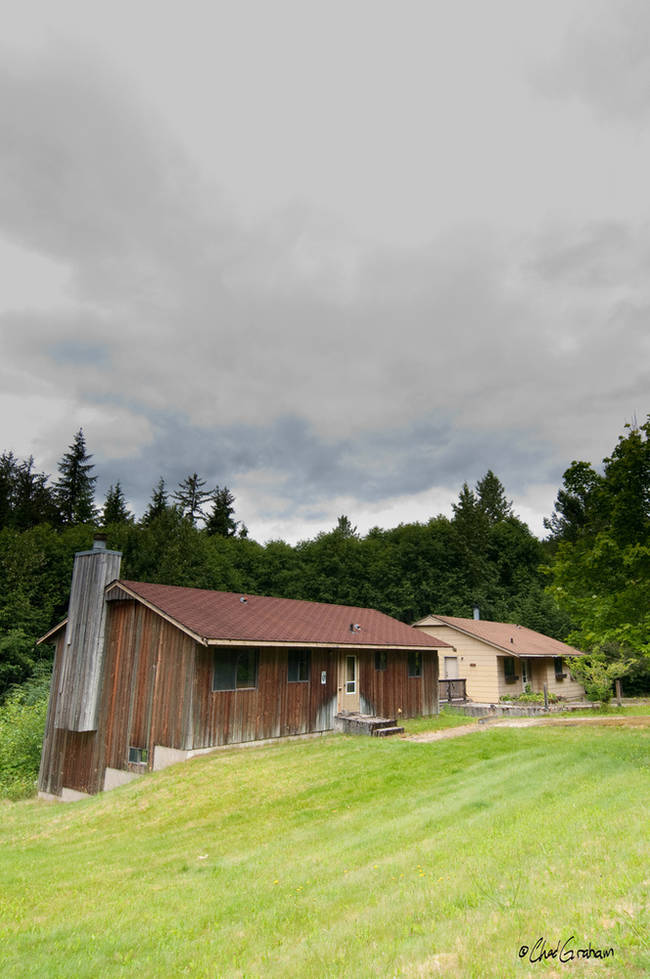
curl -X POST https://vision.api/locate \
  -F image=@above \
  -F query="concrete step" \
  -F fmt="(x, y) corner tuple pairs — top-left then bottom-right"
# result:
(334, 712), (400, 735)
(372, 726), (404, 737)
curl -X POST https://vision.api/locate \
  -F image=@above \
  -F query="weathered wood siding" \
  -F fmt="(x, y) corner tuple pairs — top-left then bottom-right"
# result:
(359, 650), (438, 718)
(54, 548), (122, 732)
(100, 601), (196, 771)
(39, 600), (197, 795)
(39, 632), (102, 795)
(193, 647), (338, 747)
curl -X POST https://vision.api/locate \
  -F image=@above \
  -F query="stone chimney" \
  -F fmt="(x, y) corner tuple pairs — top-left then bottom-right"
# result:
(54, 535), (122, 732)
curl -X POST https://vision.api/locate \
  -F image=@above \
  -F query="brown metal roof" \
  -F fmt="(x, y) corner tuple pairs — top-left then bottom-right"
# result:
(109, 580), (451, 649)
(413, 614), (584, 658)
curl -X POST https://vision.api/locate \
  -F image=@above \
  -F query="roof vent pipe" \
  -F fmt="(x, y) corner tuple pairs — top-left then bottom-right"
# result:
(473, 605), (480, 620)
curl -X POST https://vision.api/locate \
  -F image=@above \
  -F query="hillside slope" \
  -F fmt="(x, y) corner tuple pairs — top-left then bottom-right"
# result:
(1, 727), (648, 977)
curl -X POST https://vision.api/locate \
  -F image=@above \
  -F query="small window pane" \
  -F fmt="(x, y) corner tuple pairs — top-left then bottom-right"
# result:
(288, 649), (310, 682)
(213, 650), (258, 691)
(236, 650), (258, 688)
(345, 655), (356, 693)
(408, 651), (422, 677)
(213, 654), (237, 691)
(375, 651), (387, 671)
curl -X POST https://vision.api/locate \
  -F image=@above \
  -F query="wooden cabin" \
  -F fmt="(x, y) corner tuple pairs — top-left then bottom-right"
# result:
(412, 613), (586, 705)
(39, 540), (450, 800)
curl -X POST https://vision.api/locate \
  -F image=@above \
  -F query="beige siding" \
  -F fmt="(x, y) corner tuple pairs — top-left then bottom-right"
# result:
(416, 624), (501, 702)
(538, 658), (586, 700)
(416, 621), (586, 703)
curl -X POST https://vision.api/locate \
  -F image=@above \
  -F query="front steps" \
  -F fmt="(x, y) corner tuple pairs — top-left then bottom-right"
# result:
(334, 712), (404, 737)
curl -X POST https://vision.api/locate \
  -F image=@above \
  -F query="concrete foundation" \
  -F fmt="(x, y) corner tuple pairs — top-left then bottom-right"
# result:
(103, 767), (140, 791)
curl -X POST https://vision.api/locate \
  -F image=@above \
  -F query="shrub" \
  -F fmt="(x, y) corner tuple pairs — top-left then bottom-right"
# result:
(568, 653), (631, 705)
(0, 667), (50, 800)
(500, 691), (559, 704)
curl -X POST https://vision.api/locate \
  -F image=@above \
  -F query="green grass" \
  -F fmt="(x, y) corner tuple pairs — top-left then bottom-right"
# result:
(1, 726), (648, 978)
(542, 704), (650, 719)
(400, 706), (476, 734)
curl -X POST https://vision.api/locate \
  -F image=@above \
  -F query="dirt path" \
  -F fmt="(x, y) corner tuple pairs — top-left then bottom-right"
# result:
(406, 714), (650, 742)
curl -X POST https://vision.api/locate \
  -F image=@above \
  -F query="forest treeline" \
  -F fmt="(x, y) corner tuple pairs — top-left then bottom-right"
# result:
(1, 420), (649, 700)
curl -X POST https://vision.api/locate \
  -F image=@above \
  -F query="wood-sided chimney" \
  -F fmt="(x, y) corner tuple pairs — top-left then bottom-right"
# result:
(53, 535), (122, 732)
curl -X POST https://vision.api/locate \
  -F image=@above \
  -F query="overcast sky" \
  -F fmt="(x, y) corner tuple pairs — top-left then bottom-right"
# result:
(1, 0), (648, 542)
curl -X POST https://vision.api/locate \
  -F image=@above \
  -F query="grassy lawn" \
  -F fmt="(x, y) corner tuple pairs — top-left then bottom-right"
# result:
(544, 704), (650, 719)
(400, 706), (477, 734)
(1, 725), (648, 978)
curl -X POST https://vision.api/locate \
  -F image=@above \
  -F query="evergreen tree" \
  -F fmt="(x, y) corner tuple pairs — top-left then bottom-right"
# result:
(142, 477), (171, 525)
(544, 461), (604, 543)
(333, 515), (359, 538)
(13, 457), (58, 529)
(205, 486), (238, 537)
(0, 452), (18, 530)
(0, 453), (58, 530)
(173, 473), (211, 526)
(102, 482), (132, 525)
(54, 429), (97, 525)
(475, 470), (513, 524)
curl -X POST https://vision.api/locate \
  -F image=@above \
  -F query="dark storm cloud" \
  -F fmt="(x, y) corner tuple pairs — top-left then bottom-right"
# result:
(96, 411), (555, 526)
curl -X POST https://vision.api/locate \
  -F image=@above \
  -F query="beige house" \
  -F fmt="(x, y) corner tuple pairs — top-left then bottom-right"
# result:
(412, 614), (586, 704)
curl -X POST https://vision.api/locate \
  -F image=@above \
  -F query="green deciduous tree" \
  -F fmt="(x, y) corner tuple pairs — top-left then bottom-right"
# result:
(544, 461), (604, 543)
(545, 418), (650, 678)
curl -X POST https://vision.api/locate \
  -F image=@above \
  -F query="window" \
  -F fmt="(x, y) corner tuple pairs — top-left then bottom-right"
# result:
(554, 656), (566, 680)
(213, 649), (258, 691)
(288, 648), (310, 682)
(408, 651), (422, 678)
(375, 651), (387, 671)
(504, 658), (518, 683)
(345, 655), (357, 693)
(128, 746), (148, 764)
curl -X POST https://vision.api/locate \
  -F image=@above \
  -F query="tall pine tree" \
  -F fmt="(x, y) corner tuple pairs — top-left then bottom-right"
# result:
(142, 477), (171, 525)
(173, 473), (211, 526)
(475, 470), (513, 524)
(54, 429), (97, 525)
(205, 486), (239, 537)
(102, 482), (132, 525)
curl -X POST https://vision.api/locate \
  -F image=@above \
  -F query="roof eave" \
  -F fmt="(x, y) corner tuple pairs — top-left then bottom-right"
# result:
(417, 616), (583, 658)
(37, 619), (68, 645)
(205, 637), (448, 650)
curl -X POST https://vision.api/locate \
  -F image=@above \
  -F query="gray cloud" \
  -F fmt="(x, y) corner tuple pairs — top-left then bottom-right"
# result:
(535, 1), (650, 122)
(0, 42), (647, 540)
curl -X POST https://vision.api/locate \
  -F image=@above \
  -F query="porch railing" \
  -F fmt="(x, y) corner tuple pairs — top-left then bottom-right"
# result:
(439, 678), (467, 703)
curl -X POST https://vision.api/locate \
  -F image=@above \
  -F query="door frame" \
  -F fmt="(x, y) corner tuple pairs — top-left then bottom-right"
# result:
(337, 653), (360, 712)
